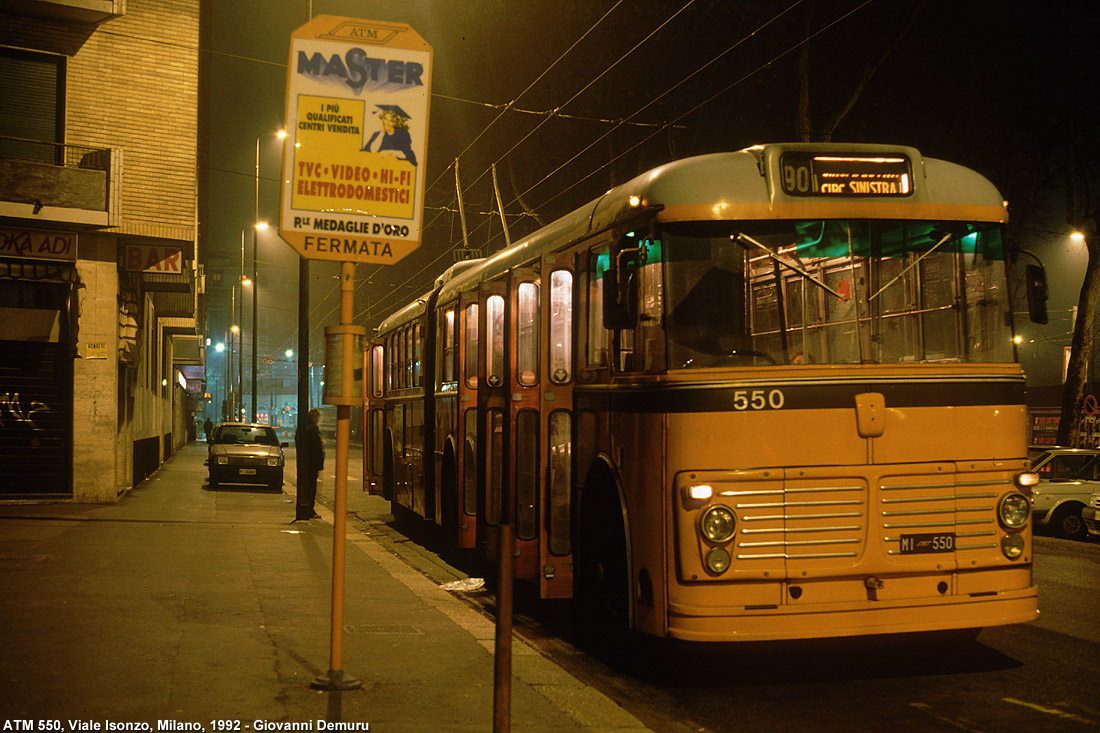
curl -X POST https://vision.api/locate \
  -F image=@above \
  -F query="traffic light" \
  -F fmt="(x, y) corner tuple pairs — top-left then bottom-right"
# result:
(1025, 264), (1048, 325)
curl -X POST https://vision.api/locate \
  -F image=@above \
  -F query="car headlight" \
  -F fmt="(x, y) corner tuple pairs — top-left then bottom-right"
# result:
(216, 456), (228, 465)
(267, 457), (282, 467)
(998, 492), (1030, 529)
(700, 505), (736, 543)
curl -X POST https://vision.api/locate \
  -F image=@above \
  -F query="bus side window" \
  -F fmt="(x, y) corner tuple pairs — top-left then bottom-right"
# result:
(400, 330), (409, 391)
(407, 323), (413, 385)
(413, 322), (422, 387)
(371, 344), (384, 397)
(465, 302), (479, 388)
(586, 248), (609, 368)
(549, 269), (573, 384)
(385, 334), (393, 392)
(517, 282), (539, 386)
(487, 294), (505, 388)
(443, 308), (455, 383)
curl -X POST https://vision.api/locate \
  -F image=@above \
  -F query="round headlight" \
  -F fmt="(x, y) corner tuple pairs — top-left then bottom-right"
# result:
(1001, 532), (1025, 560)
(1014, 471), (1039, 489)
(998, 492), (1030, 529)
(705, 547), (732, 575)
(700, 505), (736, 543)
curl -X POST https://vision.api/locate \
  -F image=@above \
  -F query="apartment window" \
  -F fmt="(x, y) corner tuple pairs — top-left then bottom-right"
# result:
(0, 48), (65, 164)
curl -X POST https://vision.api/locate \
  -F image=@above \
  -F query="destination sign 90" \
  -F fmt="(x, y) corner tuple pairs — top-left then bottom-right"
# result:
(780, 153), (912, 197)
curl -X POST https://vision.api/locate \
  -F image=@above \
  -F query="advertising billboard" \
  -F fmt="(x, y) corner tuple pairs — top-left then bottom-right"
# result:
(280, 16), (432, 264)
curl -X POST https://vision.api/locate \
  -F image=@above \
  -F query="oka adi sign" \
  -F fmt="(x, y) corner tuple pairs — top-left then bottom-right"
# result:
(280, 15), (432, 265)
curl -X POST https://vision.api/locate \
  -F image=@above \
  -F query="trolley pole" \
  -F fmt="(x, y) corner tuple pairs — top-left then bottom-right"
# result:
(311, 261), (363, 692)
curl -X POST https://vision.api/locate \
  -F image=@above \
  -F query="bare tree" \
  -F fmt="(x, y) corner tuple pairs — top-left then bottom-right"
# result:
(1057, 106), (1100, 446)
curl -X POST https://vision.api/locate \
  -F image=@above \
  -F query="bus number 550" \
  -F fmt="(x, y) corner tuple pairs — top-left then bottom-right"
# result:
(732, 389), (785, 410)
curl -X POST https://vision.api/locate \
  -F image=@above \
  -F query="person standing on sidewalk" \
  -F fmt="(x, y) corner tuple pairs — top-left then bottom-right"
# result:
(203, 417), (213, 440)
(295, 408), (324, 520)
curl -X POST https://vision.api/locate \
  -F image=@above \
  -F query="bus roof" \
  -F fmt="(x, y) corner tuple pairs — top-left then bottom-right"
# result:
(381, 144), (1007, 332)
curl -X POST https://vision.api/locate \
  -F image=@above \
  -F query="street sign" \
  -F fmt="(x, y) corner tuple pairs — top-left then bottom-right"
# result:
(280, 16), (432, 264)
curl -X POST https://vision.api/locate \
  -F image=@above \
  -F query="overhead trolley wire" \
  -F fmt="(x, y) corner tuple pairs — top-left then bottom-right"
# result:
(360, 0), (806, 323)
(420, 0), (628, 205)
(441, 0), (875, 263)
(354, 1), (701, 325)
(354, 0), (876, 326)
(321, 0), (879, 335)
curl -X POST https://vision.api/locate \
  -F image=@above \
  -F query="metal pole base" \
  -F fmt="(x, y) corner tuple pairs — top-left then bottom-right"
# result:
(311, 669), (362, 691)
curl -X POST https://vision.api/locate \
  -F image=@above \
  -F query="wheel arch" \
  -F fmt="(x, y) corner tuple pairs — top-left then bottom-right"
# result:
(577, 452), (634, 628)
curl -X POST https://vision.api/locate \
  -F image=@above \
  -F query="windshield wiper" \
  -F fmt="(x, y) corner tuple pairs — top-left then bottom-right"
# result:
(868, 231), (953, 301)
(731, 232), (843, 300)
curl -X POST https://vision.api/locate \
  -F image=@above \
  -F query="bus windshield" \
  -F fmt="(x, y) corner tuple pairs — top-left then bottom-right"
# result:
(660, 220), (1014, 368)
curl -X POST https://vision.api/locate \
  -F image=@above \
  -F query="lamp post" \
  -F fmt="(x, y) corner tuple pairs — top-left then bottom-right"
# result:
(215, 341), (227, 420)
(237, 229), (251, 420)
(253, 129), (287, 422)
(251, 221), (266, 422)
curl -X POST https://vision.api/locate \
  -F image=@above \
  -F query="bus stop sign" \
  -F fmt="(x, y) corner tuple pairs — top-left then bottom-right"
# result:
(280, 16), (432, 264)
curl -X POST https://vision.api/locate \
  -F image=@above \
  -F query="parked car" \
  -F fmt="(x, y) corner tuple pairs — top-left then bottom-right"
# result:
(1028, 448), (1100, 540)
(1082, 490), (1100, 540)
(206, 422), (287, 490)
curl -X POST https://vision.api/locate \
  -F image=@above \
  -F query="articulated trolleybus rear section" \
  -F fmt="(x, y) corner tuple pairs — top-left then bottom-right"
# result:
(364, 142), (1041, 643)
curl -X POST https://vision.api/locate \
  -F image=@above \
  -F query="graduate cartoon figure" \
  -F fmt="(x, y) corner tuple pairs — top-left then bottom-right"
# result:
(362, 104), (418, 166)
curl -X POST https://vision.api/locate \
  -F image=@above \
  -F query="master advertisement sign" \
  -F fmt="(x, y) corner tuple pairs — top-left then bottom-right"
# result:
(280, 16), (432, 264)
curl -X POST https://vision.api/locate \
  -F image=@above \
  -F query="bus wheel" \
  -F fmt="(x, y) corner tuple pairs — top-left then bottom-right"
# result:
(1052, 504), (1086, 540)
(575, 492), (629, 650)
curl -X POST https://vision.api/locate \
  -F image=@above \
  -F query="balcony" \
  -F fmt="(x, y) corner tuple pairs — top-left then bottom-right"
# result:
(0, 135), (120, 229)
(3, 0), (124, 25)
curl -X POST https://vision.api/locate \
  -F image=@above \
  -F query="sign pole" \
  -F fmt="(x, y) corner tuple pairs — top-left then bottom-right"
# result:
(280, 14), (431, 692)
(311, 261), (361, 691)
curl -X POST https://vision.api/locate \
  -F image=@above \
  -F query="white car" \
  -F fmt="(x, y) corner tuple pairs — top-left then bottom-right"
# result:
(1082, 491), (1100, 539)
(1029, 448), (1100, 540)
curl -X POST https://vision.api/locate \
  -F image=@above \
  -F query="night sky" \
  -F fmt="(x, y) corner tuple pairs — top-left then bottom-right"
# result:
(199, 0), (1096, 389)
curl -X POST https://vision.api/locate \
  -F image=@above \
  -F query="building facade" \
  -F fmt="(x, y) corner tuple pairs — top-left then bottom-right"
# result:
(0, 0), (203, 502)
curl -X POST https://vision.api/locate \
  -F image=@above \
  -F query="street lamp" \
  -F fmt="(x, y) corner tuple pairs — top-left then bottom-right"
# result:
(253, 129), (286, 422)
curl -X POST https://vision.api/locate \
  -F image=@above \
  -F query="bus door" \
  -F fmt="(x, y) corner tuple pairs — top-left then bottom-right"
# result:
(540, 252), (576, 598)
(509, 266), (541, 582)
(477, 277), (509, 558)
(364, 338), (386, 495)
(453, 290), (479, 550)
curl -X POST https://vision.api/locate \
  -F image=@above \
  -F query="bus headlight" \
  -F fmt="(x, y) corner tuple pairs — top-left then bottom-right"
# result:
(700, 505), (736, 543)
(1001, 532), (1025, 559)
(705, 547), (732, 574)
(1014, 471), (1039, 489)
(998, 492), (1030, 529)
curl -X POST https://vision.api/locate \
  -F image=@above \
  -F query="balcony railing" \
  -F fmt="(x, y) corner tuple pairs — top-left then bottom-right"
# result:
(0, 135), (118, 228)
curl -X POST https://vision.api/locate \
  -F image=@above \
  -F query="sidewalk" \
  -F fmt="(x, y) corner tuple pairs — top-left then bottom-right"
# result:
(0, 442), (650, 732)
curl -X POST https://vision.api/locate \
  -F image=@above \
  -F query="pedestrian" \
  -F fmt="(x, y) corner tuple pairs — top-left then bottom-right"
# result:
(203, 417), (213, 440)
(295, 408), (324, 521)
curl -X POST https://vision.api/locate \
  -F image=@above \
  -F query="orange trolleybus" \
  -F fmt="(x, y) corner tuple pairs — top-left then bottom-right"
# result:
(363, 142), (1041, 642)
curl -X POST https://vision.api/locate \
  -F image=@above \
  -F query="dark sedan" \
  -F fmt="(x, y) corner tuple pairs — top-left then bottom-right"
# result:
(206, 422), (287, 490)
